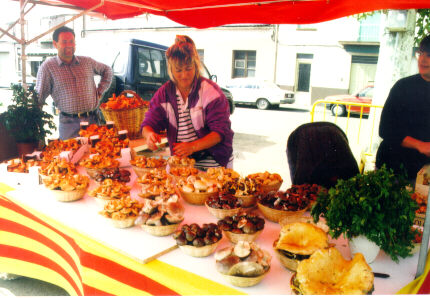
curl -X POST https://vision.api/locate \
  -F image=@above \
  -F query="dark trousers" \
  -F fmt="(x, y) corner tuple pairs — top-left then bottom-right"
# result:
(59, 113), (99, 140)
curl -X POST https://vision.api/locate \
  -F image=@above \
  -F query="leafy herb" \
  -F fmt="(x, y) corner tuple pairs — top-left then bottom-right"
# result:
(311, 165), (418, 262)
(2, 84), (56, 143)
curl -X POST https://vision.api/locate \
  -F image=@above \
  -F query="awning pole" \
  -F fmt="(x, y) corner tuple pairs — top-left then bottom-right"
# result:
(0, 3), (34, 39)
(20, 0), (27, 89)
(26, 0), (104, 45)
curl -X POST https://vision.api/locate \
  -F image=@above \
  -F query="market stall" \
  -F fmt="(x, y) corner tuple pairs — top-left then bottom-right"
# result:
(0, 149), (424, 295)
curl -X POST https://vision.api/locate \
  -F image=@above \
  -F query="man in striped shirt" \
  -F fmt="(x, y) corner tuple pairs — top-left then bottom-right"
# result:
(36, 26), (112, 140)
(141, 35), (233, 170)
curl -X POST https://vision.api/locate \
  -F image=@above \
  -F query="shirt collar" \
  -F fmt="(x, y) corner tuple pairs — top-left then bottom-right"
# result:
(55, 55), (79, 66)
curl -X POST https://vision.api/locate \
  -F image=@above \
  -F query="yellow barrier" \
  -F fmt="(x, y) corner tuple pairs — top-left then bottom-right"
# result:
(310, 100), (383, 173)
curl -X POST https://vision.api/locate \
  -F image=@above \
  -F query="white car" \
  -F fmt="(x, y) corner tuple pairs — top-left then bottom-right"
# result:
(225, 78), (295, 110)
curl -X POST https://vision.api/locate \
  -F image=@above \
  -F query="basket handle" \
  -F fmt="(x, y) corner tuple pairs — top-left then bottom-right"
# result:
(120, 90), (144, 103)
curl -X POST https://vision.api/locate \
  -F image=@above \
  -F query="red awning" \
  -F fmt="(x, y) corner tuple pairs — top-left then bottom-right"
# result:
(44, 0), (430, 29)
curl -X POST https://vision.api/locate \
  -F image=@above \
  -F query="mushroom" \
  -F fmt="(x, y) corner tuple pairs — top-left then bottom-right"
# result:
(165, 213), (184, 224)
(216, 255), (240, 275)
(214, 246), (234, 261)
(234, 241), (251, 258)
(166, 201), (184, 218)
(134, 212), (150, 225)
(142, 199), (157, 214)
(228, 261), (265, 277)
(182, 184), (194, 193)
(194, 180), (207, 191)
(145, 211), (163, 226)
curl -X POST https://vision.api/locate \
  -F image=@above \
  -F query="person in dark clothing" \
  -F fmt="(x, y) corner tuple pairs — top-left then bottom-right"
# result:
(376, 34), (430, 180)
(287, 122), (359, 189)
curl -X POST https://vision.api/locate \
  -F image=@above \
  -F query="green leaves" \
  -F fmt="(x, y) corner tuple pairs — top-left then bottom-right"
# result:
(416, 9), (430, 46)
(311, 165), (418, 262)
(2, 84), (56, 143)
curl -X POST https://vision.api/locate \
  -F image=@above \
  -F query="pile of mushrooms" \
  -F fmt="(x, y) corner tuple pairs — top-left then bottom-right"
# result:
(136, 194), (184, 226)
(215, 241), (271, 277)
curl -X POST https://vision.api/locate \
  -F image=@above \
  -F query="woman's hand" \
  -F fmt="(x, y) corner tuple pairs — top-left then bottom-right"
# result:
(403, 136), (430, 157)
(142, 126), (161, 151)
(417, 141), (430, 157)
(173, 142), (195, 157)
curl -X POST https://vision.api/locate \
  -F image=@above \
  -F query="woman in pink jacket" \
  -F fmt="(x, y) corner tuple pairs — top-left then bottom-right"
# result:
(141, 35), (234, 170)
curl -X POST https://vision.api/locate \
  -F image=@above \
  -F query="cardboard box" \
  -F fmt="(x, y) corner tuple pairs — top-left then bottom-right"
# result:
(415, 164), (430, 202)
(131, 137), (169, 158)
(1, 163), (40, 187)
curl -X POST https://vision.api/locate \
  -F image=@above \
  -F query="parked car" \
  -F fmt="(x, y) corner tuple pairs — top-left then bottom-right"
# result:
(102, 39), (234, 114)
(225, 78), (295, 110)
(325, 85), (374, 116)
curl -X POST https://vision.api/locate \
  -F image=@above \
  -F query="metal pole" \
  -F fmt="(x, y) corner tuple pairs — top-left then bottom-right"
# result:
(20, 0), (27, 89)
(415, 188), (430, 278)
(273, 24), (279, 83)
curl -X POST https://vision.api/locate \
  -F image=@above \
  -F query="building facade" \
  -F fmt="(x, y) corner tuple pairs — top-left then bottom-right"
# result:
(1, 10), (389, 106)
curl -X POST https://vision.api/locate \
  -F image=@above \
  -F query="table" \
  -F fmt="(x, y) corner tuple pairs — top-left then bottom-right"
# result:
(0, 166), (423, 295)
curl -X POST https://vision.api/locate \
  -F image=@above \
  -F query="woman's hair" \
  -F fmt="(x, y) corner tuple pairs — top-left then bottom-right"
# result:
(166, 35), (203, 82)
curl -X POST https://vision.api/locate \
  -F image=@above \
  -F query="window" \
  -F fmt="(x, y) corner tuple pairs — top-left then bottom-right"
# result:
(137, 47), (166, 78)
(232, 50), (256, 78)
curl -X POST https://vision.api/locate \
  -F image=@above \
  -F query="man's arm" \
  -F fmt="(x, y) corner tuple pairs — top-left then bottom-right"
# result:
(35, 62), (51, 107)
(93, 60), (113, 99)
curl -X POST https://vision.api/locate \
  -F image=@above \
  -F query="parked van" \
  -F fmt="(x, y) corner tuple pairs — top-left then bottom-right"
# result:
(101, 39), (234, 113)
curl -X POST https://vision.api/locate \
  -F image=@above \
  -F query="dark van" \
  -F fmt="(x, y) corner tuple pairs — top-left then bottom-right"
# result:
(101, 39), (234, 113)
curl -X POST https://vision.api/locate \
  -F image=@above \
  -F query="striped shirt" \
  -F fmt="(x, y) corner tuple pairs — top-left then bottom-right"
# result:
(36, 56), (112, 114)
(176, 91), (221, 169)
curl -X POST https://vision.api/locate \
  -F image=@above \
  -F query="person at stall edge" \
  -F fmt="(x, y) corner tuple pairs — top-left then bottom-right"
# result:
(36, 26), (113, 140)
(141, 35), (234, 170)
(376, 34), (430, 180)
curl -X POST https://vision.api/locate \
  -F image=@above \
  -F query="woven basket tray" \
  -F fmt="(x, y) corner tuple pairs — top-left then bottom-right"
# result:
(259, 181), (283, 194)
(100, 90), (148, 139)
(141, 223), (181, 236)
(221, 271), (269, 287)
(49, 187), (87, 202)
(205, 202), (241, 219)
(257, 202), (308, 223)
(179, 241), (220, 257)
(179, 189), (218, 205)
(224, 229), (263, 244)
(236, 194), (257, 208)
(273, 243), (299, 272)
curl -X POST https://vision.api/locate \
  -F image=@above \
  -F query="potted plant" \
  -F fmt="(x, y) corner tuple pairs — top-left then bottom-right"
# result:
(311, 165), (418, 263)
(1, 84), (56, 156)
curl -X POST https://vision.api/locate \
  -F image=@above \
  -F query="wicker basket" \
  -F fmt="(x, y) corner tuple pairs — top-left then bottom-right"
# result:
(236, 194), (257, 208)
(205, 202), (241, 219)
(224, 229), (263, 244)
(179, 189), (218, 205)
(109, 216), (137, 228)
(132, 165), (166, 178)
(273, 238), (300, 272)
(259, 181), (283, 194)
(100, 90), (148, 139)
(50, 187), (87, 202)
(221, 271), (268, 287)
(179, 241), (220, 257)
(141, 223), (181, 236)
(257, 202), (308, 223)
